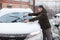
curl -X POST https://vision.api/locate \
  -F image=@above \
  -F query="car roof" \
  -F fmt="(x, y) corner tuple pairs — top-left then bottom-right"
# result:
(55, 13), (60, 16)
(0, 8), (33, 17)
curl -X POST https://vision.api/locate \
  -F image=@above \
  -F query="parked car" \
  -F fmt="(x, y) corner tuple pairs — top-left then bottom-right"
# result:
(49, 13), (60, 40)
(0, 8), (59, 40)
(0, 8), (42, 40)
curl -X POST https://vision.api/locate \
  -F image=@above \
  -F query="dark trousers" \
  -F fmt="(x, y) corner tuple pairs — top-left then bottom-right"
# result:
(42, 28), (52, 40)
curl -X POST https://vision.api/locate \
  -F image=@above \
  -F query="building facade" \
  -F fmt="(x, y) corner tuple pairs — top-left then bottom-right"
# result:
(0, 0), (30, 9)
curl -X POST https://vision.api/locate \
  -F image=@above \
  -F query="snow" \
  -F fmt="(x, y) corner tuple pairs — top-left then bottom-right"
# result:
(0, 8), (33, 17)
(0, 22), (41, 34)
(56, 13), (60, 16)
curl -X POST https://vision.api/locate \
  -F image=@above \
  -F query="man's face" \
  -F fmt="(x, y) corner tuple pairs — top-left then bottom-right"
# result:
(37, 7), (43, 12)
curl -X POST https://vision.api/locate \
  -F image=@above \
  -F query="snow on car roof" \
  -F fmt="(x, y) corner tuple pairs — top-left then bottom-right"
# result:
(55, 13), (60, 16)
(0, 8), (33, 17)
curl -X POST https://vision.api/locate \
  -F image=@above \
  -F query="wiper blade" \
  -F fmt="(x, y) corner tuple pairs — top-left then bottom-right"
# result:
(9, 16), (21, 19)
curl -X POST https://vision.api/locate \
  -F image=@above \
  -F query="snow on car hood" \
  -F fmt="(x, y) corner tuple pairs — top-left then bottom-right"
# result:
(0, 22), (41, 34)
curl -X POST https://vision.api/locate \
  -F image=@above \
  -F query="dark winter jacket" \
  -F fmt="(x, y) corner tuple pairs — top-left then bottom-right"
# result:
(28, 8), (51, 29)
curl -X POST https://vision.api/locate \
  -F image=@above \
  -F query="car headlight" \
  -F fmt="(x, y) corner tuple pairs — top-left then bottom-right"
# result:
(30, 31), (40, 36)
(25, 31), (43, 40)
(26, 31), (40, 38)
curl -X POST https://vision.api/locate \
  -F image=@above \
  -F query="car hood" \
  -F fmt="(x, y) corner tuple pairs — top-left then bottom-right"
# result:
(0, 22), (41, 34)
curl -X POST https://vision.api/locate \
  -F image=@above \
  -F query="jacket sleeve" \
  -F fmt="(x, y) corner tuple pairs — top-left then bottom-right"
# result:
(29, 13), (43, 22)
(28, 13), (39, 16)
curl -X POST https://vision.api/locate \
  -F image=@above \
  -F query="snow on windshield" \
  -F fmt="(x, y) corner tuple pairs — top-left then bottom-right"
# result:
(0, 12), (32, 23)
(0, 8), (33, 23)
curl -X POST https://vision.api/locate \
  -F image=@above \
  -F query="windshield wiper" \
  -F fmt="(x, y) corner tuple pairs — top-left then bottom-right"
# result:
(9, 16), (26, 23)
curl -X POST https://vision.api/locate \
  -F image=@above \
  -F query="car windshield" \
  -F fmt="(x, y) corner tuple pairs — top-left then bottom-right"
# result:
(0, 12), (32, 23)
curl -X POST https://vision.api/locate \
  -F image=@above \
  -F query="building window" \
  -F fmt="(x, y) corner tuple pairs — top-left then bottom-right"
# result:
(7, 4), (13, 8)
(0, 3), (2, 9)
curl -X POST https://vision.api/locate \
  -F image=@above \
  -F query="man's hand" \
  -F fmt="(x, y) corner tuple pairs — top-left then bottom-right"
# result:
(24, 20), (29, 23)
(24, 14), (28, 16)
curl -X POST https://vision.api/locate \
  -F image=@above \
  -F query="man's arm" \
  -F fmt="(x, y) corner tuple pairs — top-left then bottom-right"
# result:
(29, 13), (43, 22)
(28, 13), (39, 16)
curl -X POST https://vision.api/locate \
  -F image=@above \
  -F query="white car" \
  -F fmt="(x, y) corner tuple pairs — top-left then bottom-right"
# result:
(0, 8), (42, 40)
(49, 13), (60, 40)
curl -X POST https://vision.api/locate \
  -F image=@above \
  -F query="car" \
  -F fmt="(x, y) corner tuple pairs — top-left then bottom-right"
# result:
(0, 8), (42, 40)
(49, 13), (60, 40)
(0, 8), (59, 40)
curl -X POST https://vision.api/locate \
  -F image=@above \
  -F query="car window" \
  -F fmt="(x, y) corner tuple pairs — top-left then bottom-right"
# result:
(0, 12), (32, 23)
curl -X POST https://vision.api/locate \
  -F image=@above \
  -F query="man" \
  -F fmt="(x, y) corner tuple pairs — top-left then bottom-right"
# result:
(24, 5), (52, 40)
